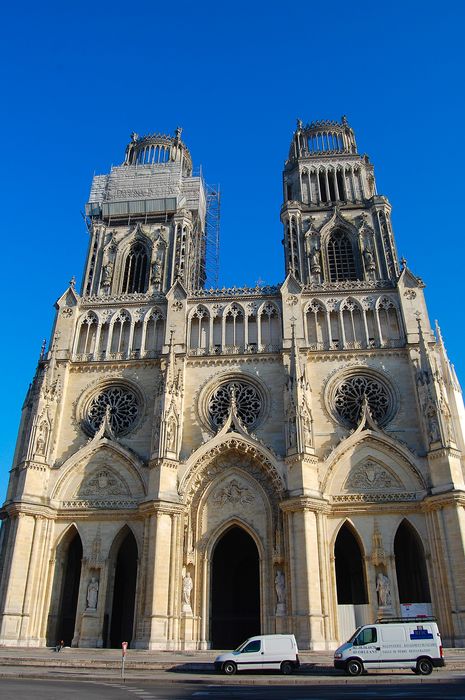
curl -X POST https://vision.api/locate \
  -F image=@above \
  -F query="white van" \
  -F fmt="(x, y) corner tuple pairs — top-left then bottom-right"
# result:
(214, 634), (300, 675)
(334, 617), (445, 676)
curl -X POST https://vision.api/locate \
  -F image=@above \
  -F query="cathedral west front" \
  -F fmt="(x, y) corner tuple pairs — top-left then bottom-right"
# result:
(1, 118), (464, 650)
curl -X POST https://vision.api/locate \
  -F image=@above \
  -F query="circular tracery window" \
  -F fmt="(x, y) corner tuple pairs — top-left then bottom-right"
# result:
(208, 380), (263, 430)
(331, 373), (395, 428)
(83, 384), (141, 436)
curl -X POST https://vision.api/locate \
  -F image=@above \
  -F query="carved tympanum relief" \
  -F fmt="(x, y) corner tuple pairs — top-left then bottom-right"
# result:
(76, 468), (130, 498)
(344, 459), (403, 492)
(213, 479), (255, 506)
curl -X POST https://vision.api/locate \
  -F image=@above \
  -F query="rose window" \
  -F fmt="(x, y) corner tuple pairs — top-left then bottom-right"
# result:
(84, 385), (140, 436)
(333, 374), (392, 427)
(208, 381), (262, 429)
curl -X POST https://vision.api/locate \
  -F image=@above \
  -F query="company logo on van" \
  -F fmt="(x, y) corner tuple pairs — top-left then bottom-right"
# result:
(410, 626), (433, 640)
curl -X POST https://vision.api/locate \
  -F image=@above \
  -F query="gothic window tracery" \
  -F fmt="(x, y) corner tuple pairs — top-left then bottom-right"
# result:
(83, 383), (141, 436)
(208, 380), (263, 430)
(327, 230), (359, 282)
(259, 303), (280, 349)
(189, 306), (210, 350)
(77, 313), (98, 354)
(145, 309), (164, 353)
(332, 373), (393, 427)
(110, 311), (131, 354)
(122, 242), (149, 293)
(224, 304), (245, 349)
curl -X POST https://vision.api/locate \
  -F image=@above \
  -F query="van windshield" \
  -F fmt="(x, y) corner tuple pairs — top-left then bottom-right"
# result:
(347, 627), (362, 643)
(234, 639), (250, 652)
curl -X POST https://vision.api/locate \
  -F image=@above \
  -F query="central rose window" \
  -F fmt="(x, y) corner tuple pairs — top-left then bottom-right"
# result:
(82, 383), (142, 436)
(208, 380), (263, 430)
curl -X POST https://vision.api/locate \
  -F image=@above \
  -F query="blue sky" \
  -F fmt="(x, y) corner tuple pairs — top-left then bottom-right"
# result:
(1, 1), (464, 502)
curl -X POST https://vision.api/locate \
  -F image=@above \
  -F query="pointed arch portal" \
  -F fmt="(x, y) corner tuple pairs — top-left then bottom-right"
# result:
(335, 524), (368, 604)
(55, 529), (83, 646)
(395, 520), (431, 604)
(108, 529), (138, 648)
(210, 526), (260, 649)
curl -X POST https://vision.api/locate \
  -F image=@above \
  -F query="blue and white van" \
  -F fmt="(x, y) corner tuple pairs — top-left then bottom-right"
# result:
(334, 617), (445, 676)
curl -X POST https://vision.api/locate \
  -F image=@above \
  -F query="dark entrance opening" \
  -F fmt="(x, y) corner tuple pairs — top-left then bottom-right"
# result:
(211, 526), (260, 649)
(335, 524), (368, 604)
(57, 531), (83, 646)
(395, 520), (431, 603)
(109, 530), (138, 648)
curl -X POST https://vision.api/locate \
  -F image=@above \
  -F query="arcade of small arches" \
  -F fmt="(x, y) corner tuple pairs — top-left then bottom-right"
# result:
(74, 306), (165, 361)
(304, 296), (403, 350)
(286, 164), (367, 206)
(188, 302), (281, 355)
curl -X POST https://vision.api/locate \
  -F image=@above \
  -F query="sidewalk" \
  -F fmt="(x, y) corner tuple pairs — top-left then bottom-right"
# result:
(0, 647), (463, 684)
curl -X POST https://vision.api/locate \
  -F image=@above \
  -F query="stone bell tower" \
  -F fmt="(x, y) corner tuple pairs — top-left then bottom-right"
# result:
(281, 117), (399, 286)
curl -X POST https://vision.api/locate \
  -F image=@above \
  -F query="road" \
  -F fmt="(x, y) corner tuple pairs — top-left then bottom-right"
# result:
(1, 676), (465, 700)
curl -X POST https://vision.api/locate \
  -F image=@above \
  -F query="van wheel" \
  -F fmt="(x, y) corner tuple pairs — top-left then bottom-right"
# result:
(346, 659), (363, 676)
(416, 658), (433, 676)
(223, 661), (237, 675)
(281, 661), (293, 675)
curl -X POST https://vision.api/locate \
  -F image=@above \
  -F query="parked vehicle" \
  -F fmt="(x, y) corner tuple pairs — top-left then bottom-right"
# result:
(214, 634), (300, 675)
(334, 617), (445, 676)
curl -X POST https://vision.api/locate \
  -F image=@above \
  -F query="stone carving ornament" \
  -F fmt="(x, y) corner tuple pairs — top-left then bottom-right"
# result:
(345, 460), (402, 491)
(208, 381), (262, 430)
(333, 374), (392, 427)
(84, 384), (140, 436)
(213, 478), (255, 506)
(77, 469), (129, 497)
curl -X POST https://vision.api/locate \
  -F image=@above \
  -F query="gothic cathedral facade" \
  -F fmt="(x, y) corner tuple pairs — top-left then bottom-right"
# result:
(1, 120), (465, 650)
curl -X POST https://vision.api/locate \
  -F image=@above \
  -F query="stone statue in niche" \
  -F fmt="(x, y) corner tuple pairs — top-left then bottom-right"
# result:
(86, 577), (99, 610)
(275, 570), (286, 616)
(182, 571), (193, 613)
(151, 257), (163, 285)
(101, 260), (113, 288)
(376, 572), (391, 607)
(427, 406), (440, 444)
(288, 418), (297, 448)
(310, 247), (321, 274)
(166, 418), (176, 452)
(363, 247), (376, 272)
(35, 422), (48, 455)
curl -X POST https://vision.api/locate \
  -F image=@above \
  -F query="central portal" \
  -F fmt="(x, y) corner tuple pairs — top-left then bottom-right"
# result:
(210, 526), (260, 649)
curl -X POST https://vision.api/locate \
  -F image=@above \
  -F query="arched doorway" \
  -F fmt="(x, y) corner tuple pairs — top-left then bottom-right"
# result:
(335, 524), (368, 604)
(55, 529), (83, 646)
(334, 523), (369, 641)
(211, 526), (260, 649)
(108, 529), (138, 648)
(395, 520), (431, 606)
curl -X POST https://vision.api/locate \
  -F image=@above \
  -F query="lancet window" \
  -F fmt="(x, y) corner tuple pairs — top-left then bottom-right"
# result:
(76, 313), (98, 355)
(121, 242), (149, 293)
(224, 304), (245, 349)
(377, 298), (402, 346)
(144, 309), (165, 354)
(110, 311), (131, 355)
(327, 230), (359, 282)
(259, 303), (280, 349)
(189, 306), (210, 350)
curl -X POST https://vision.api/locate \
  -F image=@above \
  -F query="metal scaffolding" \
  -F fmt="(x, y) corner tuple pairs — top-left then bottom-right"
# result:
(203, 182), (220, 289)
